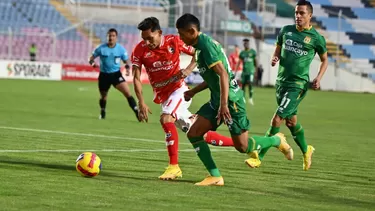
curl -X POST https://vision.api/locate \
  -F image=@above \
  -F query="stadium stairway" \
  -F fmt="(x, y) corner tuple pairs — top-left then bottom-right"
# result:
(49, 0), (101, 48)
(312, 21), (350, 63)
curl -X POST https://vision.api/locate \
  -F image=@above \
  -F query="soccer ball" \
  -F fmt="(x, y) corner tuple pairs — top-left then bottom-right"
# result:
(75, 152), (102, 177)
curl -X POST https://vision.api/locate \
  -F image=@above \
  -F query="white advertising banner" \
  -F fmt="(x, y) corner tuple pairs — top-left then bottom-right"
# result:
(0, 60), (62, 81)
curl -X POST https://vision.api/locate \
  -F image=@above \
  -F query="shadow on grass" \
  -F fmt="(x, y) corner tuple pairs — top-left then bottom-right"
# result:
(0, 156), (196, 184)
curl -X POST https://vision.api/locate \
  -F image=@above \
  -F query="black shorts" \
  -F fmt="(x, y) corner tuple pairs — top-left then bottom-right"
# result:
(98, 71), (126, 92)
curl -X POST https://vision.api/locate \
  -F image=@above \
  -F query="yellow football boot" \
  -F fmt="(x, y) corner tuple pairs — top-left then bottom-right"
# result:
(275, 133), (294, 160)
(158, 164), (182, 180)
(194, 176), (224, 186)
(303, 145), (315, 171)
(244, 150), (261, 168)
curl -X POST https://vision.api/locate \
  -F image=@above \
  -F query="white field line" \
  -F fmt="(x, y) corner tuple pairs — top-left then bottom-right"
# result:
(0, 126), (235, 153)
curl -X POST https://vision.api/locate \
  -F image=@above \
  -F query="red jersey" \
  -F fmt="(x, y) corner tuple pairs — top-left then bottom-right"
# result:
(229, 52), (242, 71)
(131, 35), (194, 104)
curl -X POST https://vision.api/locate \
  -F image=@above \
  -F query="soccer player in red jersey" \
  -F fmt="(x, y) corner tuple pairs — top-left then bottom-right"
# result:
(229, 45), (242, 82)
(131, 17), (197, 180)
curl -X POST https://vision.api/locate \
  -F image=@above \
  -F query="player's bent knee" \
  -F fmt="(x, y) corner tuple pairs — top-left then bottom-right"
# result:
(285, 118), (297, 127)
(187, 126), (203, 139)
(160, 114), (175, 124)
(271, 115), (283, 126)
(187, 129), (197, 139)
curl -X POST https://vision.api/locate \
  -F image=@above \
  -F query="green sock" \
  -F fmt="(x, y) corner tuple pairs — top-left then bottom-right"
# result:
(249, 85), (253, 98)
(246, 136), (281, 154)
(189, 136), (221, 177)
(260, 126), (280, 160)
(265, 126), (280, 137)
(288, 123), (308, 153)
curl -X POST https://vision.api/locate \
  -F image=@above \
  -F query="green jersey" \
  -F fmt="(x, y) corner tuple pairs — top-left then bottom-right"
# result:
(276, 24), (327, 89)
(239, 49), (256, 74)
(194, 33), (242, 109)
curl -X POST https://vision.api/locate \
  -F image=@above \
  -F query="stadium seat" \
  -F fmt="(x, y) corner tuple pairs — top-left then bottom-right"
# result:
(352, 8), (375, 20)
(79, 0), (162, 8)
(342, 45), (375, 59)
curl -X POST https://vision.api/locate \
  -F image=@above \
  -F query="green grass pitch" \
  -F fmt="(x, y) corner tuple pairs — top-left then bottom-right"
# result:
(0, 79), (374, 211)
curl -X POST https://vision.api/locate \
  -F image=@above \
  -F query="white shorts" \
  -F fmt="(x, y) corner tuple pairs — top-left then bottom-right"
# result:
(161, 85), (193, 132)
(234, 70), (242, 81)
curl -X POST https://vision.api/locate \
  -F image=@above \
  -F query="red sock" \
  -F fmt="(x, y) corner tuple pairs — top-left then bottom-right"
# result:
(204, 131), (234, 147)
(162, 122), (179, 165)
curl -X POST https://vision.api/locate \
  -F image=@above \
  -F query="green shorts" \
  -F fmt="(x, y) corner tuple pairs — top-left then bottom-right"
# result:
(241, 73), (254, 85)
(196, 98), (250, 135)
(275, 85), (307, 119)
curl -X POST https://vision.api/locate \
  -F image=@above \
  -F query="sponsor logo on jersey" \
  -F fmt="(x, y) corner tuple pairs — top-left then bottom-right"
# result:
(198, 67), (207, 74)
(303, 36), (311, 44)
(144, 52), (153, 58)
(153, 74), (180, 88)
(286, 32), (293, 36)
(168, 46), (175, 54)
(149, 61), (175, 72)
(153, 61), (163, 68)
(284, 39), (308, 56)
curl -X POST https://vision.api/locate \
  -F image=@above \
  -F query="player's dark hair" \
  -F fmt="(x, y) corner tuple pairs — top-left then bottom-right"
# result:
(176, 13), (200, 31)
(107, 28), (118, 36)
(296, 0), (313, 14)
(243, 38), (249, 42)
(137, 17), (161, 32)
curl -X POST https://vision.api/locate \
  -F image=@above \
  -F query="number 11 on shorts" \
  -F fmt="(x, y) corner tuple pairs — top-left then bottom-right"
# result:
(280, 94), (291, 109)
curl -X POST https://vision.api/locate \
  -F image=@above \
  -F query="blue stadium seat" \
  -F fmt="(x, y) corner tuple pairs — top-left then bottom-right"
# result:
(79, 0), (162, 8)
(308, 0), (331, 6)
(352, 8), (375, 20)
(242, 11), (263, 27)
(315, 17), (355, 32)
(342, 45), (375, 59)
(346, 32), (375, 45)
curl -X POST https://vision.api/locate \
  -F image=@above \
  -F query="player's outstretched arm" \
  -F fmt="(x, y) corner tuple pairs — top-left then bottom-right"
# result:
(271, 45), (281, 67)
(235, 57), (242, 71)
(211, 63), (231, 124)
(133, 65), (152, 122)
(180, 56), (197, 78)
(184, 81), (207, 101)
(132, 65), (144, 103)
(191, 81), (208, 94)
(312, 52), (328, 90)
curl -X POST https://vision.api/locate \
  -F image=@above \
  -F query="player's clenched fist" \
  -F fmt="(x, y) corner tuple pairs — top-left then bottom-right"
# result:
(271, 56), (279, 67)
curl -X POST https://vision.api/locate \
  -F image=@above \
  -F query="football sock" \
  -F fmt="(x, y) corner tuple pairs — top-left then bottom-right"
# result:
(162, 122), (179, 165)
(260, 126), (280, 160)
(247, 136), (281, 154)
(126, 96), (138, 114)
(288, 123), (307, 154)
(189, 136), (221, 177)
(99, 99), (106, 111)
(249, 84), (253, 98)
(265, 126), (280, 137)
(204, 131), (233, 146)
